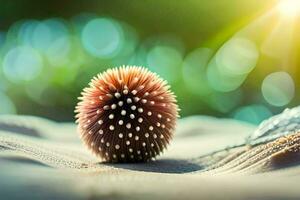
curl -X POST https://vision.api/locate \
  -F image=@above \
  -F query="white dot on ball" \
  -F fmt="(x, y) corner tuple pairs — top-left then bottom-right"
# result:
(123, 89), (128, 95)
(109, 114), (114, 119)
(118, 101), (124, 106)
(130, 114), (135, 119)
(121, 110), (126, 116)
(132, 90), (137, 95)
(111, 104), (117, 109)
(127, 98), (132, 104)
(141, 99), (147, 104)
(115, 92), (121, 98)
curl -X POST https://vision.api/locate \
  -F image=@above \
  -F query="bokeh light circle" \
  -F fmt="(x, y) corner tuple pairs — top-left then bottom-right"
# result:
(0, 92), (16, 114)
(209, 90), (243, 113)
(216, 37), (259, 75)
(18, 19), (71, 65)
(0, 31), (6, 48)
(46, 35), (71, 66)
(233, 104), (272, 124)
(31, 22), (52, 50)
(147, 45), (182, 83)
(3, 46), (43, 82)
(18, 20), (39, 45)
(207, 57), (247, 92)
(261, 71), (295, 107)
(81, 18), (123, 58)
(182, 48), (213, 95)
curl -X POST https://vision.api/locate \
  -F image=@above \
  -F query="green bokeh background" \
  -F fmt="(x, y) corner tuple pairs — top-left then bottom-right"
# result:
(0, 0), (299, 124)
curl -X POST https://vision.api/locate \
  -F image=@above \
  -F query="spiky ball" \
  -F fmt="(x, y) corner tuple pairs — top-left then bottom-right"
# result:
(75, 66), (178, 162)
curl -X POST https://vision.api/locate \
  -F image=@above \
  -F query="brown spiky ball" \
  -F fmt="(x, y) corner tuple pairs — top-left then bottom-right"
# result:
(75, 66), (178, 162)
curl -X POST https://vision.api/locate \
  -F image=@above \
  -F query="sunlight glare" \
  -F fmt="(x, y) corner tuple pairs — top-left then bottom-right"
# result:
(278, 0), (300, 17)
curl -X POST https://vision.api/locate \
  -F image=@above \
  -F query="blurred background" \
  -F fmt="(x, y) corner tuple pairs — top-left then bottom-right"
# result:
(0, 0), (299, 124)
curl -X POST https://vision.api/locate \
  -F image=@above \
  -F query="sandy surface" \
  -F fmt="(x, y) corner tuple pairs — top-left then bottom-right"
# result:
(0, 115), (300, 200)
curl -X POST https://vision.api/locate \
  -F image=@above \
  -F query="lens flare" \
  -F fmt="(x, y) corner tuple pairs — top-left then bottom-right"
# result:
(278, 0), (300, 17)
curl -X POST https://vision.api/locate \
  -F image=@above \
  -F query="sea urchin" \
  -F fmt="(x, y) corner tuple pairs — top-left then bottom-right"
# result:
(75, 66), (178, 162)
